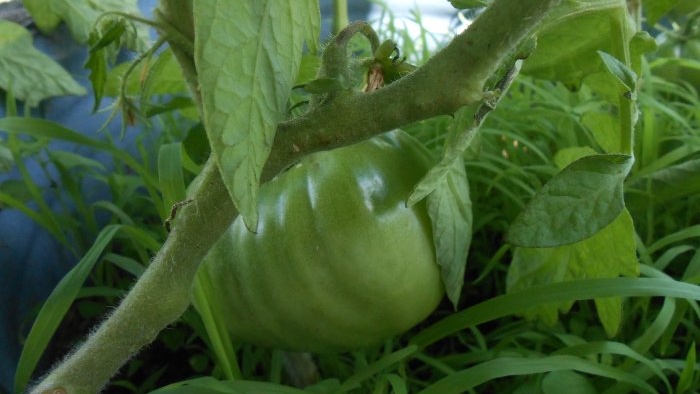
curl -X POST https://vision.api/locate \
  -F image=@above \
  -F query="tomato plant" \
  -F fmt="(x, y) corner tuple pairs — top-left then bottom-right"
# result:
(202, 130), (443, 353)
(3, 0), (700, 393)
(652, 10), (700, 91)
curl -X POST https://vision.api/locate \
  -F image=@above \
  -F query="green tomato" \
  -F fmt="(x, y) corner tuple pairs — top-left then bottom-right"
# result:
(201, 130), (444, 353)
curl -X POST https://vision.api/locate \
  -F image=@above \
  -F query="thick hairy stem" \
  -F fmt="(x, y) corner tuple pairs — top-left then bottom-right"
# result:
(30, 0), (560, 392)
(30, 160), (235, 394)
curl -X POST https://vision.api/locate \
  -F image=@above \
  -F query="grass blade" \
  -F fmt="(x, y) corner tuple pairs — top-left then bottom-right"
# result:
(14, 225), (122, 394)
(411, 277), (700, 349)
(417, 355), (656, 394)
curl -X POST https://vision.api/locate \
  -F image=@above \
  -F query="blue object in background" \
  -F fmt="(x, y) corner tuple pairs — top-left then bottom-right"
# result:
(0, 1), (371, 392)
(0, 2), (159, 391)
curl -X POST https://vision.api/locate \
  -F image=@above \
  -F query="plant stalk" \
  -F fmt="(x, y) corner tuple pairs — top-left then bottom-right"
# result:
(30, 0), (561, 392)
(332, 0), (349, 34)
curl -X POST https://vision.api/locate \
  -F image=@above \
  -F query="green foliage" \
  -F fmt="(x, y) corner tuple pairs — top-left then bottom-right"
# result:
(193, 0), (319, 230)
(507, 154), (633, 247)
(507, 210), (639, 336)
(23, 0), (149, 46)
(14, 226), (122, 394)
(425, 157), (472, 309)
(0, 21), (85, 106)
(4, 0), (700, 393)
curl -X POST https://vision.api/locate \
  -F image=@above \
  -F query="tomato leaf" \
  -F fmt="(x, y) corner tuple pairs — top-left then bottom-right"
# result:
(85, 17), (130, 111)
(506, 210), (639, 336)
(24, 0), (149, 46)
(194, 0), (319, 231)
(597, 51), (637, 92)
(448, 0), (490, 9)
(426, 157), (473, 309)
(0, 21), (86, 106)
(553, 147), (597, 170)
(522, 0), (634, 87)
(644, 0), (679, 26)
(408, 108), (477, 206)
(507, 154), (633, 248)
(581, 112), (622, 154)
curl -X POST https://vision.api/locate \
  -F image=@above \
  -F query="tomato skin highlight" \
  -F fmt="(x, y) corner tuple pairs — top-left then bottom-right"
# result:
(202, 130), (444, 353)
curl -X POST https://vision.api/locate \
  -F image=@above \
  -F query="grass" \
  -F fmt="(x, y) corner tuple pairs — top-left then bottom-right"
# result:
(3, 3), (700, 394)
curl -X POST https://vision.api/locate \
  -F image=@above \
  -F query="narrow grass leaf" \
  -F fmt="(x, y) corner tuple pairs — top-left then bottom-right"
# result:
(507, 154), (633, 247)
(158, 142), (187, 215)
(631, 297), (676, 355)
(0, 117), (156, 188)
(193, 0), (315, 231)
(647, 225), (700, 255)
(192, 269), (242, 380)
(338, 346), (418, 393)
(676, 342), (697, 393)
(14, 225), (122, 394)
(384, 373), (408, 394)
(0, 191), (63, 243)
(553, 341), (672, 393)
(103, 253), (146, 277)
(417, 355), (656, 394)
(542, 370), (597, 394)
(630, 159), (700, 202)
(411, 277), (700, 349)
(149, 376), (308, 394)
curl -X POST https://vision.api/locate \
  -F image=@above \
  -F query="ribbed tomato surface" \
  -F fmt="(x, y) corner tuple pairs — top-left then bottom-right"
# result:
(201, 130), (444, 353)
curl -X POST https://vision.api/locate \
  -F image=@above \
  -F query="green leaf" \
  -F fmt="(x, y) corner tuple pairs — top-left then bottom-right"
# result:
(448, 0), (490, 9)
(522, 0), (634, 87)
(0, 20), (86, 106)
(411, 277), (700, 349)
(630, 159), (700, 202)
(676, 341), (697, 393)
(149, 376), (310, 394)
(408, 108), (477, 206)
(101, 48), (188, 98)
(304, 77), (346, 94)
(294, 54), (321, 86)
(41, 0), (149, 46)
(542, 371), (597, 394)
(426, 158), (473, 309)
(14, 225), (122, 394)
(506, 210), (639, 336)
(597, 51), (637, 92)
(22, 0), (62, 33)
(85, 16), (128, 108)
(581, 112), (621, 154)
(427, 159), (473, 308)
(507, 154), (633, 248)
(645, 0), (679, 26)
(158, 143), (187, 213)
(0, 140), (14, 172)
(194, 0), (318, 230)
(553, 146), (597, 169)
(418, 355), (656, 394)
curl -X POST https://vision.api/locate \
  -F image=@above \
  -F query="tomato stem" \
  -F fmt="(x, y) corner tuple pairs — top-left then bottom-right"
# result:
(30, 1), (562, 391)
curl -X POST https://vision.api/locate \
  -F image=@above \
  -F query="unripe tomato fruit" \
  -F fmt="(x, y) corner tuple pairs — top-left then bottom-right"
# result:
(201, 130), (444, 353)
